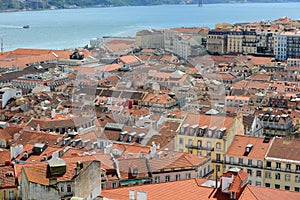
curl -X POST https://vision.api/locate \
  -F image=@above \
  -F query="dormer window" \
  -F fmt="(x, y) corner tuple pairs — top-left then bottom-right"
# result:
(132, 168), (138, 176)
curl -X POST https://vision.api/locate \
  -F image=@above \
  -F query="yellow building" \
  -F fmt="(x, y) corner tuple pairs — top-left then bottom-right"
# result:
(225, 135), (272, 187)
(227, 31), (243, 54)
(175, 112), (244, 179)
(225, 136), (300, 192)
(242, 31), (257, 54)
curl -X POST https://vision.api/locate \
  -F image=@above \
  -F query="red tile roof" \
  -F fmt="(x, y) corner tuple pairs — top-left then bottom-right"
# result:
(20, 159), (96, 186)
(226, 135), (272, 160)
(0, 165), (16, 188)
(240, 185), (300, 200)
(101, 178), (229, 200)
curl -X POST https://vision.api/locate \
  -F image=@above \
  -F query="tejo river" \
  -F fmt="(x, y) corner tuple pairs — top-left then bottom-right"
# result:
(0, 3), (300, 51)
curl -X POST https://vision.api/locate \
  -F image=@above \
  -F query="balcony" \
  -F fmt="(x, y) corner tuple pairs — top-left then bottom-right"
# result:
(212, 159), (223, 164)
(185, 145), (214, 151)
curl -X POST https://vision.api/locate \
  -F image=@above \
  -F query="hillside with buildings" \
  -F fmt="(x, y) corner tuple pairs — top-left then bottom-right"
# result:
(0, 16), (300, 199)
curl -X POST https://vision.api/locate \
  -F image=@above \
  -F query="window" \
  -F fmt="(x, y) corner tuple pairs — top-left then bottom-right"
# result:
(285, 174), (291, 182)
(256, 170), (262, 177)
(216, 142), (221, 149)
(216, 165), (220, 172)
(179, 138), (184, 145)
(257, 160), (263, 168)
(229, 157), (234, 164)
(186, 173), (191, 179)
(154, 176), (160, 183)
(275, 173), (281, 180)
(8, 190), (14, 200)
(132, 168), (138, 176)
(247, 169), (252, 176)
(295, 187), (300, 192)
(112, 182), (117, 188)
(265, 183), (270, 188)
(197, 151), (202, 156)
(176, 174), (181, 181)
(296, 165), (300, 172)
(197, 140), (202, 148)
(295, 176), (300, 183)
(286, 164), (291, 171)
(275, 184), (280, 189)
(67, 184), (72, 193)
(276, 163), (281, 170)
(61, 186), (64, 192)
(265, 171), (271, 179)
(165, 175), (170, 182)
(248, 159), (252, 166)
(188, 139), (193, 146)
(216, 154), (221, 162)
(255, 181), (261, 186)
(266, 161), (272, 169)
(285, 186), (290, 191)
(207, 141), (212, 149)
(238, 158), (243, 165)
(101, 183), (106, 189)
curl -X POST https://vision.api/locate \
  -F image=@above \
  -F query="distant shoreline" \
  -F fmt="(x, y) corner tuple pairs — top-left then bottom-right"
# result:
(0, 2), (299, 13)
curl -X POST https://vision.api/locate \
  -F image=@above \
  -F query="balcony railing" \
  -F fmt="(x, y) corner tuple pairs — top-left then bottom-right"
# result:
(225, 162), (300, 174)
(202, 169), (215, 178)
(185, 145), (214, 151)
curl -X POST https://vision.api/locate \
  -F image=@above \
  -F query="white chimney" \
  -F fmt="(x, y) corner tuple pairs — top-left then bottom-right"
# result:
(51, 109), (56, 119)
(129, 189), (135, 200)
(36, 124), (40, 132)
(137, 191), (147, 200)
(149, 141), (157, 158)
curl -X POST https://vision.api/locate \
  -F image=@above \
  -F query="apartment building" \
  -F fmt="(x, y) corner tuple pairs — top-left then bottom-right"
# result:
(256, 110), (293, 137)
(227, 31), (243, 54)
(175, 112), (244, 178)
(207, 29), (229, 54)
(225, 135), (272, 187)
(164, 27), (207, 60)
(264, 137), (300, 192)
(287, 58), (300, 66)
(135, 29), (164, 49)
(275, 31), (300, 61)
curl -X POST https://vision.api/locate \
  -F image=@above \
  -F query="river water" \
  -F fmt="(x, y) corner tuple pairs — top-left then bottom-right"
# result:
(0, 3), (299, 51)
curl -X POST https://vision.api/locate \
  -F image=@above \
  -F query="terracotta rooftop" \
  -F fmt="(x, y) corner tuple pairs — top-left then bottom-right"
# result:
(20, 159), (96, 186)
(240, 185), (300, 200)
(0, 165), (16, 188)
(226, 135), (272, 160)
(101, 178), (229, 200)
(149, 151), (207, 171)
(266, 138), (300, 162)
